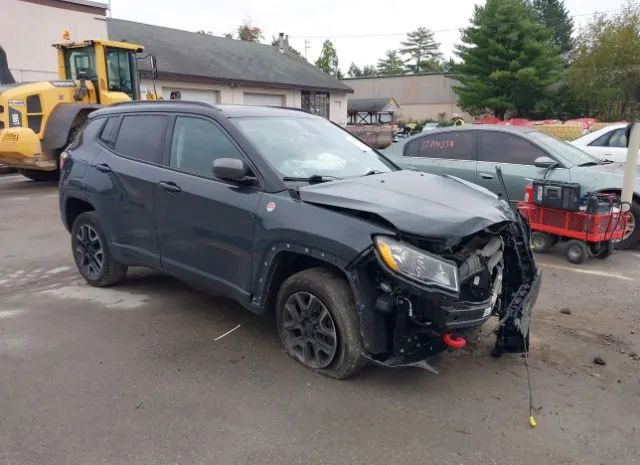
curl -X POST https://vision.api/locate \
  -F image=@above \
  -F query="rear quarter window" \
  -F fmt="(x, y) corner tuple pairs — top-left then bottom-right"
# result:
(99, 117), (119, 147)
(113, 114), (169, 164)
(404, 131), (475, 160)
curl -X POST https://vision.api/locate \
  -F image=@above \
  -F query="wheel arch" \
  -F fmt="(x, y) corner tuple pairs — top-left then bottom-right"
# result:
(63, 196), (95, 232)
(42, 104), (101, 151)
(253, 247), (354, 316)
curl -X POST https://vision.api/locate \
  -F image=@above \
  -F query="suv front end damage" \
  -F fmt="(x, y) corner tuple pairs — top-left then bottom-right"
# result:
(348, 220), (540, 366)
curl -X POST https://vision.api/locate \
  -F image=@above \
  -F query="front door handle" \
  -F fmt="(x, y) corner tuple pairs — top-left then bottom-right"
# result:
(158, 181), (182, 193)
(480, 173), (494, 180)
(95, 163), (112, 173)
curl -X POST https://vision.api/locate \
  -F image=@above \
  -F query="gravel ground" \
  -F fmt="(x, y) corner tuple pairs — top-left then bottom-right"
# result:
(1, 174), (639, 465)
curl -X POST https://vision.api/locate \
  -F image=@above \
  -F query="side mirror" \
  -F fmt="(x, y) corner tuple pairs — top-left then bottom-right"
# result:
(534, 156), (558, 169)
(213, 158), (252, 183)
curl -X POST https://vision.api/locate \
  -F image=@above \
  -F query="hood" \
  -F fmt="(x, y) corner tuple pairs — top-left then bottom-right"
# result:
(582, 161), (640, 175)
(298, 170), (513, 238)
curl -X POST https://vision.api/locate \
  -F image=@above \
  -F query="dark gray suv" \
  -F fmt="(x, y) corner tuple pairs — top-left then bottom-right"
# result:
(59, 102), (539, 378)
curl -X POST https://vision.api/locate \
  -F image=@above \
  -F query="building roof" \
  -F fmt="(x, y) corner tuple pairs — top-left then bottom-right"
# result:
(60, 0), (108, 10)
(107, 19), (353, 94)
(348, 97), (399, 113)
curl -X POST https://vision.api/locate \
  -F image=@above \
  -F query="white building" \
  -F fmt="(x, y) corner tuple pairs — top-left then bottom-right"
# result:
(108, 19), (352, 124)
(0, 0), (108, 81)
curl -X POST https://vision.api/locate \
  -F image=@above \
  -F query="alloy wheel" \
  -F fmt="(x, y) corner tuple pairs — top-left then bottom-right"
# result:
(281, 292), (338, 369)
(75, 224), (104, 277)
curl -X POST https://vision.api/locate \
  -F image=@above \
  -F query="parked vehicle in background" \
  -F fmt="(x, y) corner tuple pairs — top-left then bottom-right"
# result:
(383, 125), (640, 248)
(421, 122), (439, 133)
(570, 124), (639, 164)
(59, 102), (539, 378)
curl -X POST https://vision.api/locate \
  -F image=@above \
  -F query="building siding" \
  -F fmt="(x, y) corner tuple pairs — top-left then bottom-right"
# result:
(1, 0), (107, 81)
(141, 79), (348, 125)
(342, 74), (471, 122)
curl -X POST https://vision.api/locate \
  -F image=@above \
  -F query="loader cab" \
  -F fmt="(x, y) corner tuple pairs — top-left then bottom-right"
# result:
(55, 39), (144, 104)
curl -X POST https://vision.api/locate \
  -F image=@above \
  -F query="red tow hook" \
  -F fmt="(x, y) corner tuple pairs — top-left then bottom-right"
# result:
(442, 332), (466, 349)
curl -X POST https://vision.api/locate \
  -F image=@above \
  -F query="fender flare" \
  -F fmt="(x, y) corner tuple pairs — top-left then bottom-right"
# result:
(42, 103), (101, 150)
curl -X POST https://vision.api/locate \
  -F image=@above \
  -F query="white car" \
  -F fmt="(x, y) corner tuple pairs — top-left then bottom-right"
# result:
(571, 123), (639, 164)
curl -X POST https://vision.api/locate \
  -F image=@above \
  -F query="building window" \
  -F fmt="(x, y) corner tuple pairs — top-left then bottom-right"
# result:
(302, 91), (330, 118)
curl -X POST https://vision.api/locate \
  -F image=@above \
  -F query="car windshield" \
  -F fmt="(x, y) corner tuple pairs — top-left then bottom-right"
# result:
(234, 116), (395, 179)
(529, 131), (600, 167)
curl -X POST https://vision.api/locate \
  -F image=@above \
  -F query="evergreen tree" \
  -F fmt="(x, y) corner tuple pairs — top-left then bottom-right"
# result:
(531, 0), (574, 57)
(315, 40), (340, 77)
(361, 65), (377, 76)
(377, 50), (406, 75)
(400, 27), (442, 72)
(454, 0), (563, 118)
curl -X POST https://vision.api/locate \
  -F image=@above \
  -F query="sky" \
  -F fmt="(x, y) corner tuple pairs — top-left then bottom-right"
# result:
(109, 0), (628, 72)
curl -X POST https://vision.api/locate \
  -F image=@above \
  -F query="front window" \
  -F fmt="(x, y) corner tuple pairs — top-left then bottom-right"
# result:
(234, 116), (395, 179)
(64, 45), (97, 81)
(529, 131), (599, 166)
(105, 47), (137, 99)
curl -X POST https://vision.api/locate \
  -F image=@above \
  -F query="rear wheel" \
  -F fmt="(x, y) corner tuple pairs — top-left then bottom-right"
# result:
(589, 241), (614, 259)
(276, 268), (367, 379)
(71, 212), (127, 287)
(18, 168), (60, 181)
(566, 240), (588, 264)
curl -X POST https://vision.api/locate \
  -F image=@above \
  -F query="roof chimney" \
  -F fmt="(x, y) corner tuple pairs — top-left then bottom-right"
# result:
(278, 32), (285, 53)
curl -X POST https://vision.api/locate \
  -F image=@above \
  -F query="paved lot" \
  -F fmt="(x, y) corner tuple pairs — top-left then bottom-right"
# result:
(1, 174), (639, 465)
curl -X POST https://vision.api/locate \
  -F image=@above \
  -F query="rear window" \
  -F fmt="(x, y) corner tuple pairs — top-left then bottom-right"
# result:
(114, 114), (168, 164)
(404, 131), (475, 160)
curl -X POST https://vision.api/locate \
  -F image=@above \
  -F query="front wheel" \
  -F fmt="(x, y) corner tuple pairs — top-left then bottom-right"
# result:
(566, 239), (588, 264)
(18, 168), (60, 181)
(618, 199), (640, 249)
(275, 268), (367, 379)
(71, 212), (127, 287)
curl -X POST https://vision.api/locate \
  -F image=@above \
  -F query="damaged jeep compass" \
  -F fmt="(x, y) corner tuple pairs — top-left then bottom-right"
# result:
(59, 102), (540, 378)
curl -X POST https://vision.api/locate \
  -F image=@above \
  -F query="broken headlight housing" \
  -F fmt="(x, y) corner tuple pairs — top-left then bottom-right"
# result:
(374, 236), (459, 292)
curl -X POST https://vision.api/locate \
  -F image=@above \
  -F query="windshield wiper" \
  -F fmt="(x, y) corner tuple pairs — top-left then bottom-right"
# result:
(577, 161), (599, 167)
(282, 175), (341, 183)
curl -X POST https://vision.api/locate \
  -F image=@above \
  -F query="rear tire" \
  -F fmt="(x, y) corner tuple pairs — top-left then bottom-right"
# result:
(71, 211), (127, 287)
(275, 268), (367, 379)
(565, 240), (588, 264)
(589, 241), (614, 259)
(18, 168), (60, 181)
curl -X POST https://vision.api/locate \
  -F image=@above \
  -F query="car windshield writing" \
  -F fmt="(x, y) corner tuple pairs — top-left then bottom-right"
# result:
(529, 131), (599, 167)
(235, 116), (395, 178)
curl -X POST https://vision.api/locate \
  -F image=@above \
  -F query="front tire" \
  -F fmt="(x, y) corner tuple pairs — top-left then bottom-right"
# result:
(566, 239), (588, 264)
(18, 168), (60, 181)
(71, 212), (127, 287)
(276, 268), (367, 379)
(619, 199), (640, 249)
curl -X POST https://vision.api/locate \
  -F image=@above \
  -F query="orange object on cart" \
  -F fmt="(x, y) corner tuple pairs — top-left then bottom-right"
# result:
(517, 202), (629, 243)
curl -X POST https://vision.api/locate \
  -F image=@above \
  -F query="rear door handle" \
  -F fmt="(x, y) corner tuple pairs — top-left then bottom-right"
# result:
(158, 181), (182, 193)
(95, 163), (112, 173)
(480, 173), (494, 179)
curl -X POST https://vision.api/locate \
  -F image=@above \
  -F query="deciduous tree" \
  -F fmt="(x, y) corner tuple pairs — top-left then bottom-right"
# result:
(315, 39), (340, 77)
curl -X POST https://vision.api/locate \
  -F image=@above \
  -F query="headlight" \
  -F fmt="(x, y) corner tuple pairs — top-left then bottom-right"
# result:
(374, 236), (459, 292)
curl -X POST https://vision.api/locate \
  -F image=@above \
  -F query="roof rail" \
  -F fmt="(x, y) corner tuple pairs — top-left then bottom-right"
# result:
(109, 100), (218, 109)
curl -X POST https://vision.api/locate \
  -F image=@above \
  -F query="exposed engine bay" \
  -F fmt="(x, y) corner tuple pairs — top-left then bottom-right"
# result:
(347, 221), (540, 366)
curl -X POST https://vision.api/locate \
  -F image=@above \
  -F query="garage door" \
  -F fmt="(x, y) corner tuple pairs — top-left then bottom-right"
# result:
(162, 88), (219, 105)
(243, 93), (285, 107)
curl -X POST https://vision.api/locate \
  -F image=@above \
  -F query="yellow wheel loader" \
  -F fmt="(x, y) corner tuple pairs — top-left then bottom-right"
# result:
(0, 35), (155, 181)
